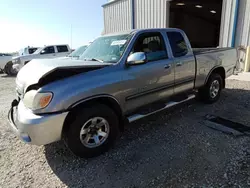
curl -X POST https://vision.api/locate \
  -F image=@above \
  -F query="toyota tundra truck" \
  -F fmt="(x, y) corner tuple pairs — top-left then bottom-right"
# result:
(8, 28), (238, 158)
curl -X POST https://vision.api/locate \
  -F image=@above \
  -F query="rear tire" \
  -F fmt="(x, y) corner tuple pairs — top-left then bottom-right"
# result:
(198, 73), (223, 104)
(64, 104), (119, 158)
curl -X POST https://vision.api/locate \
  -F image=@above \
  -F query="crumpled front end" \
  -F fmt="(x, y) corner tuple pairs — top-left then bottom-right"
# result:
(8, 99), (68, 145)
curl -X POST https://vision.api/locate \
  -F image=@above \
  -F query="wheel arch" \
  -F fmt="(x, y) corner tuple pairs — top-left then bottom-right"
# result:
(24, 60), (30, 65)
(62, 95), (125, 136)
(205, 66), (226, 88)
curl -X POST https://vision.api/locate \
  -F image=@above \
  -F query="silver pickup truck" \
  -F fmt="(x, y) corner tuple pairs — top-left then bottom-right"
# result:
(8, 28), (237, 158)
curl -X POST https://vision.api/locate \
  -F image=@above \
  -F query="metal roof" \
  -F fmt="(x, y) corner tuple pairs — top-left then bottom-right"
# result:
(102, 0), (124, 7)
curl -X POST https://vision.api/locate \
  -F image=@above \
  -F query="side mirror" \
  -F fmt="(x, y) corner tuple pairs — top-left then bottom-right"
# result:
(40, 50), (45, 54)
(126, 52), (146, 66)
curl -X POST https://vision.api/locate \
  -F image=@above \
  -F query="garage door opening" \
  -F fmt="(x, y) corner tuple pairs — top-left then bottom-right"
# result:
(169, 0), (223, 48)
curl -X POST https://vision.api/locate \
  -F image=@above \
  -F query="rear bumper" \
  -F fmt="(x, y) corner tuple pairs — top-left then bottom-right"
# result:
(8, 99), (68, 145)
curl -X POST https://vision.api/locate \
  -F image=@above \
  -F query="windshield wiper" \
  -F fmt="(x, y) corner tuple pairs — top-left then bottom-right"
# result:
(84, 58), (104, 63)
(68, 55), (79, 58)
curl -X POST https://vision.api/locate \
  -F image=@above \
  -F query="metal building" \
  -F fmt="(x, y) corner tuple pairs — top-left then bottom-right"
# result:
(102, 0), (250, 71)
(102, 0), (246, 46)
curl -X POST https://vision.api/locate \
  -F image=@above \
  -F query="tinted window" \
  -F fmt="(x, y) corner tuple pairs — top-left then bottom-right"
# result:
(167, 32), (188, 57)
(133, 32), (168, 61)
(28, 48), (37, 54)
(57, 45), (68, 53)
(41, 46), (55, 54)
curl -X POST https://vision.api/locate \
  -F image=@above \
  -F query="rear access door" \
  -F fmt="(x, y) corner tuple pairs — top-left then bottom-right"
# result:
(166, 31), (196, 94)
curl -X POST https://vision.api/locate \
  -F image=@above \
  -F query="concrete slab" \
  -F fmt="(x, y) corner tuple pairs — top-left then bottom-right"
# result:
(227, 72), (250, 82)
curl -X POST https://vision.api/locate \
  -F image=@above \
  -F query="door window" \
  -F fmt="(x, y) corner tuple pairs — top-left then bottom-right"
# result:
(57, 45), (68, 53)
(40, 46), (55, 54)
(167, 32), (188, 57)
(132, 32), (168, 62)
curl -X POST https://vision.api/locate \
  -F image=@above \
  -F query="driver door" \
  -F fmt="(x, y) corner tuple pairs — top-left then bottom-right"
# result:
(39, 46), (56, 59)
(123, 32), (175, 113)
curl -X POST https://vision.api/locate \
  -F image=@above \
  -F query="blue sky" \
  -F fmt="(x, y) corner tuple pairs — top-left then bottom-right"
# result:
(0, 0), (107, 52)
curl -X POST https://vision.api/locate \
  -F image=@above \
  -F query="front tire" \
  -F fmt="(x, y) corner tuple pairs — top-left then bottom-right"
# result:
(4, 61), (17, 76)
(199, 73), (223, 104)
(64, 104), (119, 158)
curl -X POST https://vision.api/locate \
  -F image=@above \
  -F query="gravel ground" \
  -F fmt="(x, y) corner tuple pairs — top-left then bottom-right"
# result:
(0, 75), (250, 188)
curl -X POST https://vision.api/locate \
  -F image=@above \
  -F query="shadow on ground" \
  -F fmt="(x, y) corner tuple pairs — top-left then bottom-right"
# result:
(45, 88), (250, 188)
(1, 74), (16, 78)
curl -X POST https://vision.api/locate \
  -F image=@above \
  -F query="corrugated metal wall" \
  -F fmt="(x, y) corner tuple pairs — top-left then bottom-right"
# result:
(235, 0), (250, 47)
(134, 0), (169, 29)
(219, 0), (237, 47)
(103, 0), (132, 34)
(234, 0), (250, 70)
(102, 0), (246, 50)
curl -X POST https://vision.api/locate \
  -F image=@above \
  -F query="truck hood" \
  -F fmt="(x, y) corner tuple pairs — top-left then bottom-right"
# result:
(13, 54), (36, 60)
(16, 58), (111, 93)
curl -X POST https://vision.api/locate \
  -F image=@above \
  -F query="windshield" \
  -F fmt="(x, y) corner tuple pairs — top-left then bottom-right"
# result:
(19, 47), (38, 55)
(69, 45), (88, 57)
(33, 47), (43, 54)
(18, 48), (25, 56)
(80, 34), (132, 63)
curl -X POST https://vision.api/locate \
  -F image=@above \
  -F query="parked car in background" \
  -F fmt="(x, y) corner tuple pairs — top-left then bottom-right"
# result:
(58, 45), (88, 60)
(8, 28), (238, 158)
(0, 53), (12, 73)
(19, 46), (39, 56)
(4, 44), (71, 75)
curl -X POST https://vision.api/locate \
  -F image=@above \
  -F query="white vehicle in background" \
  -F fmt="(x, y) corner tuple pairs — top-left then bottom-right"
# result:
(0, 53), (12, 73)
(59, 45), (88, 60)
(6, 44), (71, 75)
(19, 46), (39, 56)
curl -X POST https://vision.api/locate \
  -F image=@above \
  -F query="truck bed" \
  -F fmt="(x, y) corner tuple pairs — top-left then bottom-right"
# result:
(193, 47), (237, 89)
(193, 47), (234, 55)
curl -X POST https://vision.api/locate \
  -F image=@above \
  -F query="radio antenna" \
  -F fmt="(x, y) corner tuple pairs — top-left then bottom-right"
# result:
(70, 24), (72, 58)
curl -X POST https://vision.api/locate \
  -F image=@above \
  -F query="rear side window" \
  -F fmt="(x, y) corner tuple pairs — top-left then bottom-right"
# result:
(57, 45), (68, 52)
(167, 32), (188, 57)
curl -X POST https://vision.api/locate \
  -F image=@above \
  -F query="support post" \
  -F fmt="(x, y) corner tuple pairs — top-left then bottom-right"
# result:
(131, 0), (135, 29)
(244, 46), (250, 72)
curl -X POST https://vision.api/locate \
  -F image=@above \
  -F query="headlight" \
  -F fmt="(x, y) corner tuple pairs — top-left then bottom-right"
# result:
(23, 90), (53, 110)
(12, 58), (20, 64)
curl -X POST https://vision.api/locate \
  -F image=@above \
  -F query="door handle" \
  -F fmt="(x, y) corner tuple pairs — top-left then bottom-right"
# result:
(164, 64), (171, 69)
(176, 62), (183, 67)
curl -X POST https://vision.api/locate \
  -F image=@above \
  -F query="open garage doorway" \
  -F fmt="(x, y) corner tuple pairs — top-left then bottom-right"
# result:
(169, 0), (223, 48)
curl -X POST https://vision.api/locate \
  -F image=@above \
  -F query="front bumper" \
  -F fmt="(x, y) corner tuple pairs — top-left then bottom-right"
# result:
(8, 99), (68, 145)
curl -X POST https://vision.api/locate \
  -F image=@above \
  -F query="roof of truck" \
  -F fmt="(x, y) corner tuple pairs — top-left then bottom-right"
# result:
(44, 44), (70, 46)
(102, 28), (183, 37)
